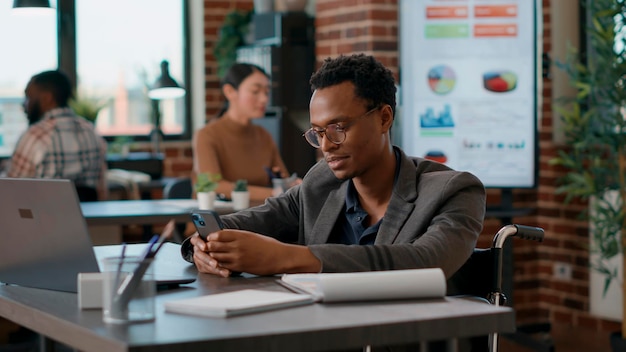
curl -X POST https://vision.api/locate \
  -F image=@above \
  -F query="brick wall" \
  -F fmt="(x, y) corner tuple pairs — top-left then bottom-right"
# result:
(160, 0), (619, 335)
(315, 0), (398, 78)
(204, 0), (255, 119)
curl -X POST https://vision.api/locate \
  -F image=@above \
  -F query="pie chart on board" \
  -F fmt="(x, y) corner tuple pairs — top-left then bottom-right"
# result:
(427, 65), (456, 95)
(483, 70), (518, 93)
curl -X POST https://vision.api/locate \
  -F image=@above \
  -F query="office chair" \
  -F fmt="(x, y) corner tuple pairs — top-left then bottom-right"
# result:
(162, 177), (193, 200)
(447, 224), (546, 352)
(75, 185), (98, 202)
(162, 177), (193, 242)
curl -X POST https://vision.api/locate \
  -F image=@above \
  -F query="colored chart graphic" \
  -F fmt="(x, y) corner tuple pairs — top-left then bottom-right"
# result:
(482, 70), (517, 93)
(427, 65), (456, 95)
(420, 104), (455, 128)
(424, 150), (448, 164)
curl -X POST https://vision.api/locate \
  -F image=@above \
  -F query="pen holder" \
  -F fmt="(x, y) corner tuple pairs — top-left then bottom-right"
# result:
(271, 174), (298, 197)
(102, 256), (156, 324)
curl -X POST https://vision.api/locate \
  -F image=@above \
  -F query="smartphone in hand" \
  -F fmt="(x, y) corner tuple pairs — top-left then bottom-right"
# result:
(190, 210), (242, 277)
(190, 210), (224, 241)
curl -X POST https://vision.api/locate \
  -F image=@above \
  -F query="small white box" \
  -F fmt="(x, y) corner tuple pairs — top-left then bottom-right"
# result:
(78, 272), (104, 309)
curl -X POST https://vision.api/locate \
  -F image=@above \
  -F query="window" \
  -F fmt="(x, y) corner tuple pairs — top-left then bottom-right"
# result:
(0, 0), (190, 160)
(75, 0), (188, 139)
(0, 0), (57, 158)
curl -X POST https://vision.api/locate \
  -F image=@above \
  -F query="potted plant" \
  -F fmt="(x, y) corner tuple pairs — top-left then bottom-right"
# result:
(69, 94), (108, 124)
(194, 173), (221, 210)
(107, 136), (134, 157)
(549, 0), (626, 346)
(214, 9), (253, 78)
(231, 179), (249, 211)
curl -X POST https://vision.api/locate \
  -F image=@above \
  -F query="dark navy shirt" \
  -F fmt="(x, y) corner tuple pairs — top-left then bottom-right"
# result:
(331, 149), (402, 245)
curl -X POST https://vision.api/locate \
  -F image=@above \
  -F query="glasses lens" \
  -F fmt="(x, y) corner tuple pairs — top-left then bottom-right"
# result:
(303, 129), (321, 148)
(325, 124), (345, 145)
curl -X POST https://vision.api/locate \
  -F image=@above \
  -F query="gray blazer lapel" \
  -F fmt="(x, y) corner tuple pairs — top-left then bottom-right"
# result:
(308, 182), (347, 244)
(376, 149), (418, 245)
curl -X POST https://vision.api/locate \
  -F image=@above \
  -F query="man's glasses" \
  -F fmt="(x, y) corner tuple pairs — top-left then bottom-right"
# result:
(303, 106), (380, 148)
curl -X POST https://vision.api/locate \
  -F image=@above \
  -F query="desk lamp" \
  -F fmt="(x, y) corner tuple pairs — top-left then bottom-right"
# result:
(148, 60), (185, 100)
(12, 0), (54, 15)
(147, 60), (185, 155)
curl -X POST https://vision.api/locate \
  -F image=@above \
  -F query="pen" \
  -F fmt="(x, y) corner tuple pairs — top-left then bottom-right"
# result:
(265, 166), (282, 181)
(151, 220), (175, 256)
(141, 234), (159, 260)
(264, 166), (275, 181)
(113, 243), (127, 290)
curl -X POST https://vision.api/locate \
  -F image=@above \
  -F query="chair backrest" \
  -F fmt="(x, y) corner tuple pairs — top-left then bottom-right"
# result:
(446, 249), (496, 352)
(163, 177), (192, 199)
(75, 185), (98, 202)
(445, 224), (545, 352)
(447, 248), (493, 299)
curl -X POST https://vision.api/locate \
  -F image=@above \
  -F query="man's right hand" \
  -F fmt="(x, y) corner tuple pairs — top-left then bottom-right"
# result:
(190, 233), (232, 277)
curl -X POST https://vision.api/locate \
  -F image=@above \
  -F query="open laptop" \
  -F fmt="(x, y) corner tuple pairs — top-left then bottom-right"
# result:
(0, 178), (197, 293)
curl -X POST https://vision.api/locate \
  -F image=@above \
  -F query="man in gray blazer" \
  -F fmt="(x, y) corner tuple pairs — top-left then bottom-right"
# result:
(183, 54), (486, 279)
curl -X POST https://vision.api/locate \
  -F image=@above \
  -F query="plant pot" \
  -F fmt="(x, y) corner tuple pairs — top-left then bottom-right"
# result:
(610, 331), (626, 351)
(231, 191), (250, 211)
(197, 191), (216, 210)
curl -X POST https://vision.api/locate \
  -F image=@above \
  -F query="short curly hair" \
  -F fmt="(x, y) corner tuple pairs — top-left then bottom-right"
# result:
(309, 53), (396, 117)
(30, 70), (73, 107)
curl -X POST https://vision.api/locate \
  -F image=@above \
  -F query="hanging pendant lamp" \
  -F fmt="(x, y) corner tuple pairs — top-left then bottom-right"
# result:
(12, 0), (54, 15)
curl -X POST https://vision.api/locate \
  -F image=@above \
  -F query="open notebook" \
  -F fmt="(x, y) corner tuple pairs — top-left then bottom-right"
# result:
(0, 178), (196, 293)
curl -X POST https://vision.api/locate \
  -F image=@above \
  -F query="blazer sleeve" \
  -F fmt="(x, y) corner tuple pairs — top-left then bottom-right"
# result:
(307, 171), (485, 278)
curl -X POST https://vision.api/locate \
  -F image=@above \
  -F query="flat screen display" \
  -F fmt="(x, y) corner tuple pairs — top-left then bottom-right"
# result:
(399, 0), (539, 188)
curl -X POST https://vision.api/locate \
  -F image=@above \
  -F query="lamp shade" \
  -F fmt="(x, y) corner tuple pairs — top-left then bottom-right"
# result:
(148, 60), (185, 100)
(13, 0), (50, 7)
(12, 0), (54, 14)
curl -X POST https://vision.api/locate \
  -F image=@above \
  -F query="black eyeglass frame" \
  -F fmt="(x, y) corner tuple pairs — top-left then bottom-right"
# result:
(303, 105), (381, 148)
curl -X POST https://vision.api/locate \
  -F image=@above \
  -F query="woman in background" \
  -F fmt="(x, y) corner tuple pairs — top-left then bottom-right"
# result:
(193, 63), (290, 201)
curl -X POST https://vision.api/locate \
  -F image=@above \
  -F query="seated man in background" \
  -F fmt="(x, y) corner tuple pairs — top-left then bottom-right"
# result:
(184, 54), (485, 279)
(6, 70), (108, 201)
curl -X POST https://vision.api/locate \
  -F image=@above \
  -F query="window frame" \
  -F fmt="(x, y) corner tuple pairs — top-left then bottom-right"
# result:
(57, 0), (192, 143)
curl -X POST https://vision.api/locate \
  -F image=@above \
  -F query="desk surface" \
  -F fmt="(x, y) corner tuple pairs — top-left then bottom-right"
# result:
(0, 274), (515, 352)
(81, 199), (234, 226)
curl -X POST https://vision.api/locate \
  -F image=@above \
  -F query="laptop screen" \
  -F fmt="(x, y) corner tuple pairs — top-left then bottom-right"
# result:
(0, 178), (196, 292)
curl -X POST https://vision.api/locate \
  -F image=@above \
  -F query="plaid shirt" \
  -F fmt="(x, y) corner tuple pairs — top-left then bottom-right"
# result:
(8, 107), (107, 189)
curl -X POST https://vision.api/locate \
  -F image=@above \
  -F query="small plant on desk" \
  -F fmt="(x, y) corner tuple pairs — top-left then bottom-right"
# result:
(231, 179), (249, 211)
(195, 173), (221, 210)
(194, 173), (221, 193)
(233, 179), (248, 192)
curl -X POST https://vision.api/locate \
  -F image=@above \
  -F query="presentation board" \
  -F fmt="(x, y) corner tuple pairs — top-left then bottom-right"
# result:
(399, 0), (539, 188)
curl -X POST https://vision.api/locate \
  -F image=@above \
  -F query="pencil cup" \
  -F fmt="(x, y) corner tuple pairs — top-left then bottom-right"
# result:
(102, 256), (156, 324)
(272, 178), (287, 197)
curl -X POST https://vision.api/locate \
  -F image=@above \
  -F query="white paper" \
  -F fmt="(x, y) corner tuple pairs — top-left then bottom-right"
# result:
(281, 268), (446, 303)
(164, 289), (314, 318)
